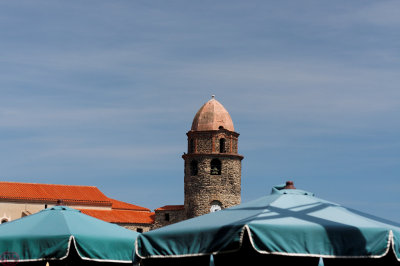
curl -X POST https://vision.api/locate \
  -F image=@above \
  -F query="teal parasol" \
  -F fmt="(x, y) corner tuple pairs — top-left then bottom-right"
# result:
(0, 206), (139, 264)
(135, 184), (400, 265)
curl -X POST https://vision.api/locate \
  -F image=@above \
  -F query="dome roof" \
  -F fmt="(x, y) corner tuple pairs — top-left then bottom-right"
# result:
(191, 96), (235, 131)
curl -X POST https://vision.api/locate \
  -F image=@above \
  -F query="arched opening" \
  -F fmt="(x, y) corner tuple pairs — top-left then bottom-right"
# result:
(219, 138), (226, 153)
(1, 219), (8, 224)
(210, 159), (221, 175)
(189, 139), (195, 153)
(210, 200), (222, 212)
(190, 160), (198, 176)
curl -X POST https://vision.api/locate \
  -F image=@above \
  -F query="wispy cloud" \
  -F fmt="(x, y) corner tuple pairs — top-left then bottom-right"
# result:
(0, 0), (399, 220)
(353, 1), (400, 26)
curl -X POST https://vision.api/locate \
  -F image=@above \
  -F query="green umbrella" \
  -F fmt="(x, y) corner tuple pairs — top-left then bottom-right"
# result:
(0, 206), (139, 264)
(135, 184), (400, 265)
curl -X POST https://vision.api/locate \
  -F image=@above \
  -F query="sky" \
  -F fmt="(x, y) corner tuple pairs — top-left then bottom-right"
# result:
(0, 1), (399, 221)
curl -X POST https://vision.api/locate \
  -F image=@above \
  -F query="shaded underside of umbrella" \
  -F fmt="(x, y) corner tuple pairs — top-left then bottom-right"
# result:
(135, 185), (400, 265)
(0, 206), (139, 264)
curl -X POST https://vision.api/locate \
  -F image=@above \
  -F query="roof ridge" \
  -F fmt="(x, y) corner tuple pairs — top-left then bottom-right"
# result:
(155, 205), (185, 211)
(109, 198), (151, 211)
(0, 181), (112, 207)
(0, 181), (97, 188)
(79, 209), (155, 224)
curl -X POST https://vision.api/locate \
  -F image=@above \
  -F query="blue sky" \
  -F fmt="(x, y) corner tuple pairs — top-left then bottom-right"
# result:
(0, 1), (399, 221)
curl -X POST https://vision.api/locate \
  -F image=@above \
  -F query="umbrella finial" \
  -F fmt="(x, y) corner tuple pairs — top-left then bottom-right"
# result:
(284, 181), (296, 189)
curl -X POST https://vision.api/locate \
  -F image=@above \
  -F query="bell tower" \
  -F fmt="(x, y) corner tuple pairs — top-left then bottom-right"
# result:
(183, 96), (244, 219)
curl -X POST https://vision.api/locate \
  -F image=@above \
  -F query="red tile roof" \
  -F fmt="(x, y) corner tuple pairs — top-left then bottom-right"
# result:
(155, 205), (185, 211)
(0, 181), (155, 224)
(109, 198), (150, 212)
(80, 209), (155, 224)
(0, 182), (111, 207)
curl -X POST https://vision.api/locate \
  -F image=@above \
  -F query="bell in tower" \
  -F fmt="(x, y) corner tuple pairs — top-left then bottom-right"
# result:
(183, 96), (244, 219)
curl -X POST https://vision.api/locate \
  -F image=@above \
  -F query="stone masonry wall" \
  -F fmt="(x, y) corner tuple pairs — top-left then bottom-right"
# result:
(184, 155), (242, 218)
(195, 135), (211, 153)
(187, 130), (239, 154)
(153, 209), (186, 229)
(184, 128), (243, 220)
(118, 223), (152, 233)
(232, 138), (238, 153)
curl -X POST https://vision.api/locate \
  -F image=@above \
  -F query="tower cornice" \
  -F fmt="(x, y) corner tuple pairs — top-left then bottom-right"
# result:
(186, 129), (240, 138)
(182, 153), (244, 160)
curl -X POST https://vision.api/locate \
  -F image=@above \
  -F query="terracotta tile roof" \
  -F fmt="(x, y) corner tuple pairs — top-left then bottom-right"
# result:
(0, 182), (111, 207)
(109, 198), (150, 212)
(0, 181), (154, 225)
(80, 209), (155, 224)
(155, 205), (185, 211)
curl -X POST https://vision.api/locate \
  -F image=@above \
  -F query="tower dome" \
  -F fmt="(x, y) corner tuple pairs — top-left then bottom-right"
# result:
(191, 96), (235, 132)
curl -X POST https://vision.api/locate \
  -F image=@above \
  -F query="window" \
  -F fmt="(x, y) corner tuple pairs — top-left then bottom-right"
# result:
(164, 213), (170, 221)
(189, 139), (195, 153)
(190, 160), (198, 176)
(136, 228), (143, 233)
(210, 159), (221, 175)
(219, 138), (226, 153)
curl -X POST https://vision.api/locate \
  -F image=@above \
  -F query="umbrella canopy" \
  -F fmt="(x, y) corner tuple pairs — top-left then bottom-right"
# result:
(135, 184), (400, 265)
(0, 206), (139, 264)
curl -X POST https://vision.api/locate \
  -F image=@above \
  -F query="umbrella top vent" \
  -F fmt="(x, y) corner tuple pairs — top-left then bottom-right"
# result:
(43, 206), (80, 212)
(271, 182), (313, 196)
(284, 181), (296, 189)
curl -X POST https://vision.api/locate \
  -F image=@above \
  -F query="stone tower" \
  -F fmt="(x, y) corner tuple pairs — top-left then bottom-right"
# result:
(183, 96), (243, 219)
